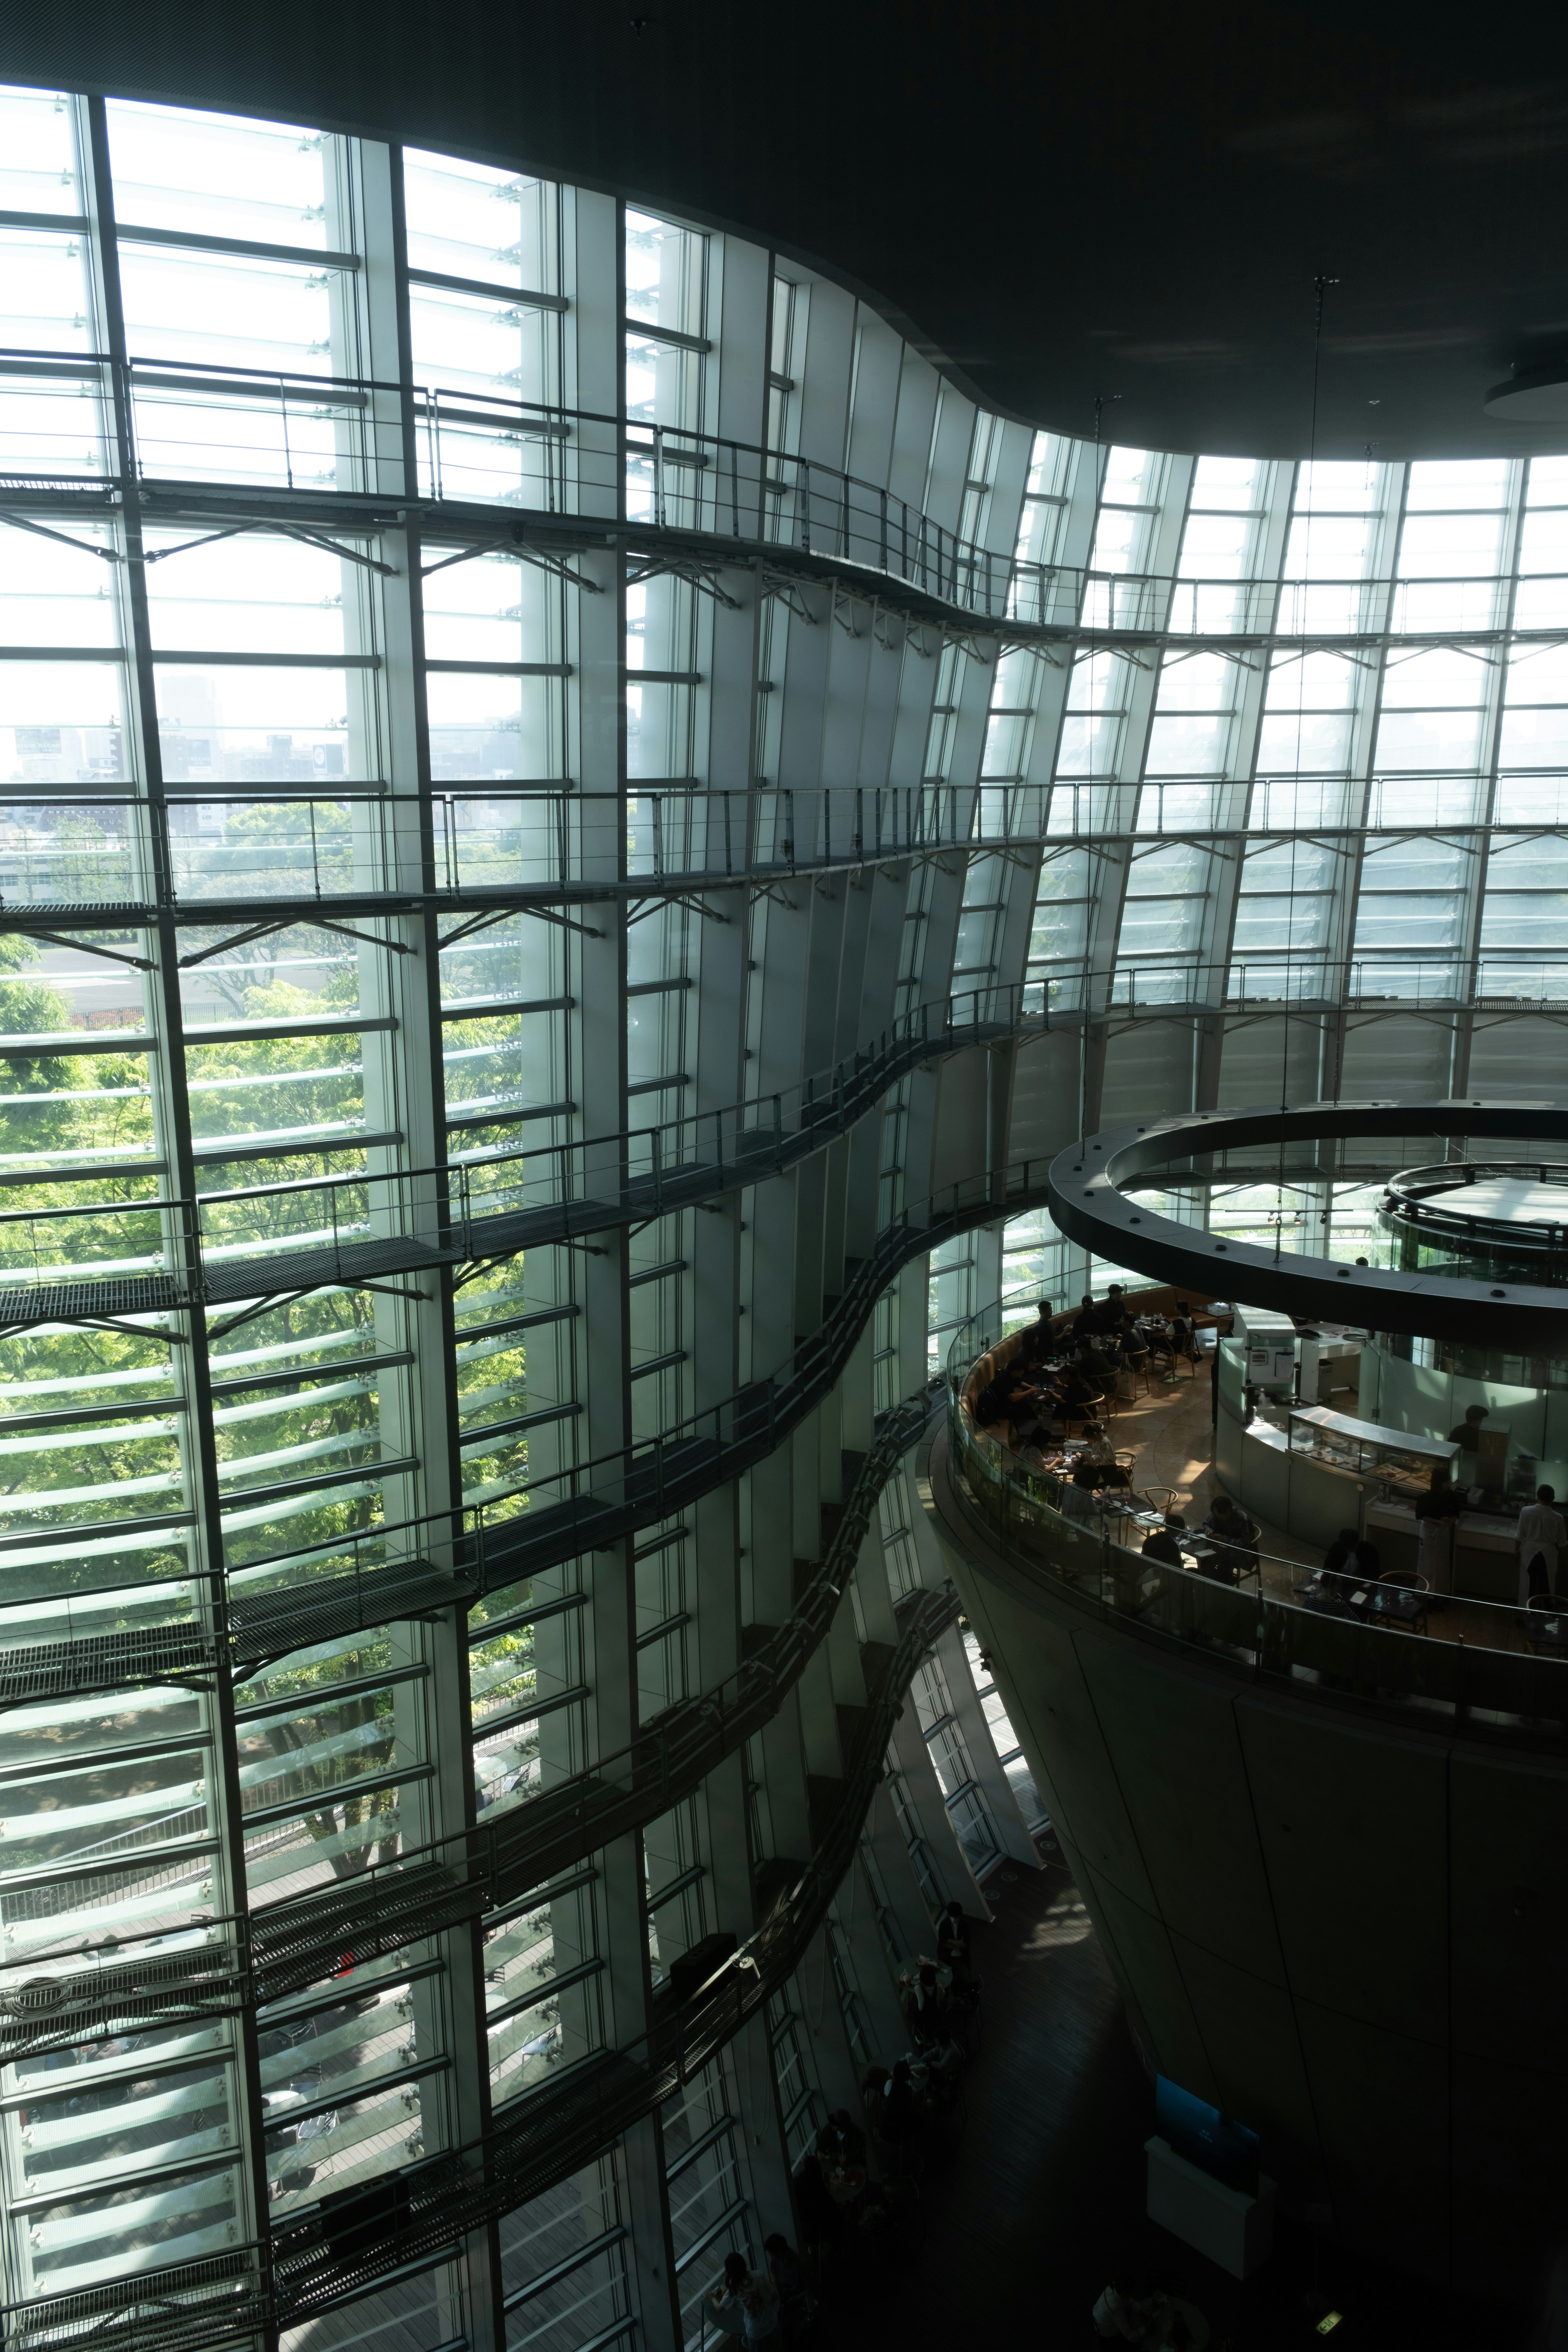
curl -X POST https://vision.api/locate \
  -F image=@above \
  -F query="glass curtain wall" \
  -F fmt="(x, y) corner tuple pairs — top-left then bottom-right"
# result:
(6, 65), (1568, 2352)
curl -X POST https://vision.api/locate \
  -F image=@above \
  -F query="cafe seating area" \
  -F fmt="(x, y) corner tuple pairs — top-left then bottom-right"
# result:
(956, 1292), (1557, 1659)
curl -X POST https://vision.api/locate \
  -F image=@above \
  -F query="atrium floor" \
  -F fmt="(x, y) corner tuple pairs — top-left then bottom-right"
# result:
(813, 1849), (1521, 2351)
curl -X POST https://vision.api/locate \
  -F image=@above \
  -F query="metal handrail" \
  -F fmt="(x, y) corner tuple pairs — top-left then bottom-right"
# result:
(0, 979), (1040, 1314)
(245, 1378), (943, 2004)
(13, 352), (1562, 642)
(270, 1580), (961, 2319)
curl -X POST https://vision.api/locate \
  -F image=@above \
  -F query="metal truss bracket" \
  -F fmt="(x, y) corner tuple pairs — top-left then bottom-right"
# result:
(63, 1315), (189, 1345)
(748, 883), (797, 911)
(422, 535), (603, 592)
(439, 904), (602, 948)
(0, 510), (120, 562)
(4, 927), (154, 970)
(829, 587), (863, 639)
(624, 551), (741, 609)
(180, 914), (412, 969)
(758, 571), (818, 624)
(627, 894), (732, 927)
(203, 1289), (318, 1341)
(138, 517), (399, 575)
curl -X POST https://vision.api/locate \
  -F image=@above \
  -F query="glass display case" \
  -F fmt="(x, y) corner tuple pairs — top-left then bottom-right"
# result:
(1285, 1405), (1458, 1497)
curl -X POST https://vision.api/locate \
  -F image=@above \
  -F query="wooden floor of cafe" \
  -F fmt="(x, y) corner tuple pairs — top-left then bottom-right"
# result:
(812, 1849), (1519, 2352)
(1100, 1362), (1533, 1653)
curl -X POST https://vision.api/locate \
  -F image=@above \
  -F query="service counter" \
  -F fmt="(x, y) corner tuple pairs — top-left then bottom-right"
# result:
(1219, 1396), (1459, 1552)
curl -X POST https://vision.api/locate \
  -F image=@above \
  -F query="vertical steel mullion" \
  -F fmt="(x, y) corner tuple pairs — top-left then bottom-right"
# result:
(380, 141), (506, 2352)
(82, 92), (275, 2330)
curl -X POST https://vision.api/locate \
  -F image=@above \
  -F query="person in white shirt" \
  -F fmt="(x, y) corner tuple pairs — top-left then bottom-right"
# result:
(1517, 1484), (1568, 1604)
(708, 2252), (780, 2344)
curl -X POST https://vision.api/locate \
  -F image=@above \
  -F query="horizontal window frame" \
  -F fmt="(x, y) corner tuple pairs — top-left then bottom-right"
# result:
(446, 1101), (574, 1134)
(243, 1756), (433, 1832)
(672, 2195), (749, 2274)
(150, 648), (380, 670)
(628, 1349), (686, 1382)
(234, 1661), (429, 1724)
(459, 1400), (581, 1448)
(454, 1306), (579, 1348)
(185, 1016), (394, 1047)
(0, 1506), (194, 1556)
(0, 1394), (187, 1434)
(439, 998), (574, 1022)
(208, 1351), (413, 1399)
(472, 1682), (590, 1742)
(664, 2113), (736, 2186)
(261, 2052), (450, 2138)
(646, 1861), (705, 1914)
(424, 659), (571, 679)
(635, 1609), (690, 1653)
(469, 1588), (587, 1648)
(485, 1954), (604, 2034)
(623, 317), (712, 355)
(217, 1450), (418, 1514)
(117, 223), (361, 271)
(628, 1258), (687, 1289)
(193, 1126), (402, 1169)
(408, 266), (568, 314)
(501, 2219), (628, 2314)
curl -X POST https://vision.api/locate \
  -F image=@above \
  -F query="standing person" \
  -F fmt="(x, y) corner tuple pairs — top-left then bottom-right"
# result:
(901, 1961), (951, 2048)
(1447, 1404), (1490, 1484)
(1017, 1299), (1056, 1365)
(937, 1898), (971, 1969)
(707, 2251), (780, 2344)
(1518, 1484), (1568, 1603)
(1414, 1465), (1461, 1598)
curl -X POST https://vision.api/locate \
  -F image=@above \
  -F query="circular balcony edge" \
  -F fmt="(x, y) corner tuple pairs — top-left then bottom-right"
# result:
(1047, 1098), (1568, 1349)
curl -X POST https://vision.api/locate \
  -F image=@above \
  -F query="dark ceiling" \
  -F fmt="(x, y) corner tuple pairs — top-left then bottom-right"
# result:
(9, 0), (1568, 460)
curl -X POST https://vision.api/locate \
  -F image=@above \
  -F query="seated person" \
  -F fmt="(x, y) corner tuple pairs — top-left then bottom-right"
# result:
(973, 1378), (1013, 1434)
(1059, 1368), (1102, 1419)
(1078, 1333), (1119, 1381)
(1319, 1525), (1363, 1592)
(1351, 1534), (1381, 1583)
(1059, 1462), (1104, 1522)
(1080, 1425), (1131, 1485)
(1071, 1293), (1100, 1344)
(1141, 1513), (1188, 1568)
(1001, 1369), (1048, 1446)
(1200, 1492), (1259, 1581)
